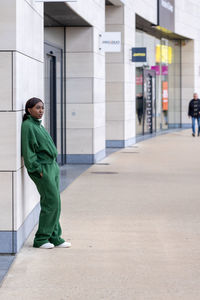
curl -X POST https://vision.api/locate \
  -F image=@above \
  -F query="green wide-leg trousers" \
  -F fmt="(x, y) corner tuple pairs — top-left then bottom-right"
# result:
(29, 161), (65, 248)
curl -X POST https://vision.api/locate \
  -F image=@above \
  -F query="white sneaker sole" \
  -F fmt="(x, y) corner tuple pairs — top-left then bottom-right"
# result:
(56, 242), (71, 248)
(39, 242), (54, 249)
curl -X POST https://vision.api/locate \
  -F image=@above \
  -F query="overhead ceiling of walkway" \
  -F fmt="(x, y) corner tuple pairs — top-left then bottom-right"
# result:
(106, 0), (114, 5)
(136, 15), (189, 40)
(106, 0), (124, 5)
(44, 3), (91, 27)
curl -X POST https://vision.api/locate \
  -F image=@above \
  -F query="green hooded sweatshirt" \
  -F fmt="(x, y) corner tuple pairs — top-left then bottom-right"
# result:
(21, 115), (58, 176)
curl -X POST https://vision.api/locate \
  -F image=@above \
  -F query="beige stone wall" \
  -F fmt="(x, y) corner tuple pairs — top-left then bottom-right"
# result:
(0, 0), (43, 246)
(175, 0), (200, 124)
(66, 26), (105, 159)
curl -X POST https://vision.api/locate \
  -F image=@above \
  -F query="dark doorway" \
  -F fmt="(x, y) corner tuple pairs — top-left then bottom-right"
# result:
(46, 52), (57, 145)
(44, 42), (66, 165)
(143, 69), (156, 134)
(136, 68), (156, 136)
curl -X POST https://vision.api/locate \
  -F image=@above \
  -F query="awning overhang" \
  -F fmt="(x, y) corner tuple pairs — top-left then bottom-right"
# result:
(44, 2), (91, 27)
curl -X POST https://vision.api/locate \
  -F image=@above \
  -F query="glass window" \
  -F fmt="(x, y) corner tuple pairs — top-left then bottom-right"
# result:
(135, 30), (181, 136)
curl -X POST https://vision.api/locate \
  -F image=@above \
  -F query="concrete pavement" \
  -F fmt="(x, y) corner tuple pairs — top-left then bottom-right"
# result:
(1, 129), (200, 299)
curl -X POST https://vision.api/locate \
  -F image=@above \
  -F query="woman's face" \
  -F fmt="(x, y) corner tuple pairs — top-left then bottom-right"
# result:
(28, 102), (44, 119)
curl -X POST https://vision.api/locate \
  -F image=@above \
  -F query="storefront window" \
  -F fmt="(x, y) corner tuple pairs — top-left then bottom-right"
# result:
(135, 30), (181, 136)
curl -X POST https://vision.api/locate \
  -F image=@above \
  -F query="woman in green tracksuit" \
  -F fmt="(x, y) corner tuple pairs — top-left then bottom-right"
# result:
(21, 97), (71, 249)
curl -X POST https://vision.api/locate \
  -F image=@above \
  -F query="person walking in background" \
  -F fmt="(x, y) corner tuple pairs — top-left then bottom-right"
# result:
(21, 97), (71, 249)
(188, 93), (200, 137)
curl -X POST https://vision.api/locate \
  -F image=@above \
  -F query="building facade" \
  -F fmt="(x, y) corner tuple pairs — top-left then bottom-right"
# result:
(0, 0), (200, 253)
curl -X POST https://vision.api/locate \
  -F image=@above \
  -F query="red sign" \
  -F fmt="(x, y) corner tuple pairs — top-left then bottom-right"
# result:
(151, 65), (160, 75)
(162, 66), (168, 75)
(162, 81), (168, 111)
(136, 75), (143, 85)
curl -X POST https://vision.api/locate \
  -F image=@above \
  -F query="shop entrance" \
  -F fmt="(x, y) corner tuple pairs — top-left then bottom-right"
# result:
(136, 68), (156, 135)
(135, 26), (182, 136)
(143, 69), (156, 134)
(44, 42), (66, 165)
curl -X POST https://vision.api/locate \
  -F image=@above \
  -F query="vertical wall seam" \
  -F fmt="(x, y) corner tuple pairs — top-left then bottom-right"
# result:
(180, 40), (182, 127)
(122, 5), (125, 142)
(12, 171), (15, 254)
(12, 50), (14, 252)
(92, 26), (94, 159)
(12, 51), (14, 111)
(64, 27), (67, 163)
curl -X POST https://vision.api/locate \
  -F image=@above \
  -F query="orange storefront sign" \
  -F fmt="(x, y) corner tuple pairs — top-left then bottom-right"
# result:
(162, 81), (168, 111)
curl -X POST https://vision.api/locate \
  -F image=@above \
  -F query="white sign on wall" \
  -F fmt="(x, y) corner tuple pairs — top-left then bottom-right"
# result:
(35, 0), (77, 2)
(99, 32), (121, 53)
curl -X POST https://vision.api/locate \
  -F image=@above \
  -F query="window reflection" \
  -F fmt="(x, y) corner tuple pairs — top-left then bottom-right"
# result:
(135, 30), (181, 136)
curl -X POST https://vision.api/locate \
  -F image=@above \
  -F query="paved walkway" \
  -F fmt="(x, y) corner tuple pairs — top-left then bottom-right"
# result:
(1, 129), (200, 300)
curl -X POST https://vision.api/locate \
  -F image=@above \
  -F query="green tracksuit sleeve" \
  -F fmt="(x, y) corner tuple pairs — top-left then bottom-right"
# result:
(21, 126), (42, 175)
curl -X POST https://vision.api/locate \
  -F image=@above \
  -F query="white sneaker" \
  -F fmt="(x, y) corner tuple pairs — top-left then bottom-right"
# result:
(39, 242), (54, 249)
(56, 241), (71, 248)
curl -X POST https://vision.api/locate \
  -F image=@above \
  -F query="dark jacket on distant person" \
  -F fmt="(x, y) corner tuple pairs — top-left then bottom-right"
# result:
(188, 99), (200, 118)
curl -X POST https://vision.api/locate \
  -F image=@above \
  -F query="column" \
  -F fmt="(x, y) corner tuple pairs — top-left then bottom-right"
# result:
(65, 26), (106, 163)
(0, 0), (44, 253)
(106, 3), (135, 147)
(181, 40), (194, 127)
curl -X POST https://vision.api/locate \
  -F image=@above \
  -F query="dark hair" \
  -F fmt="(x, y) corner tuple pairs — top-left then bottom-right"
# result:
(23, 97), (44, 122)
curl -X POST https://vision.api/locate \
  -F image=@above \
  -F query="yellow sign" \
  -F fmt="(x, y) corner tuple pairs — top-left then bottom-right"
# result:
(156, 45), (172, 64)
(133, 53), (146, 57)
